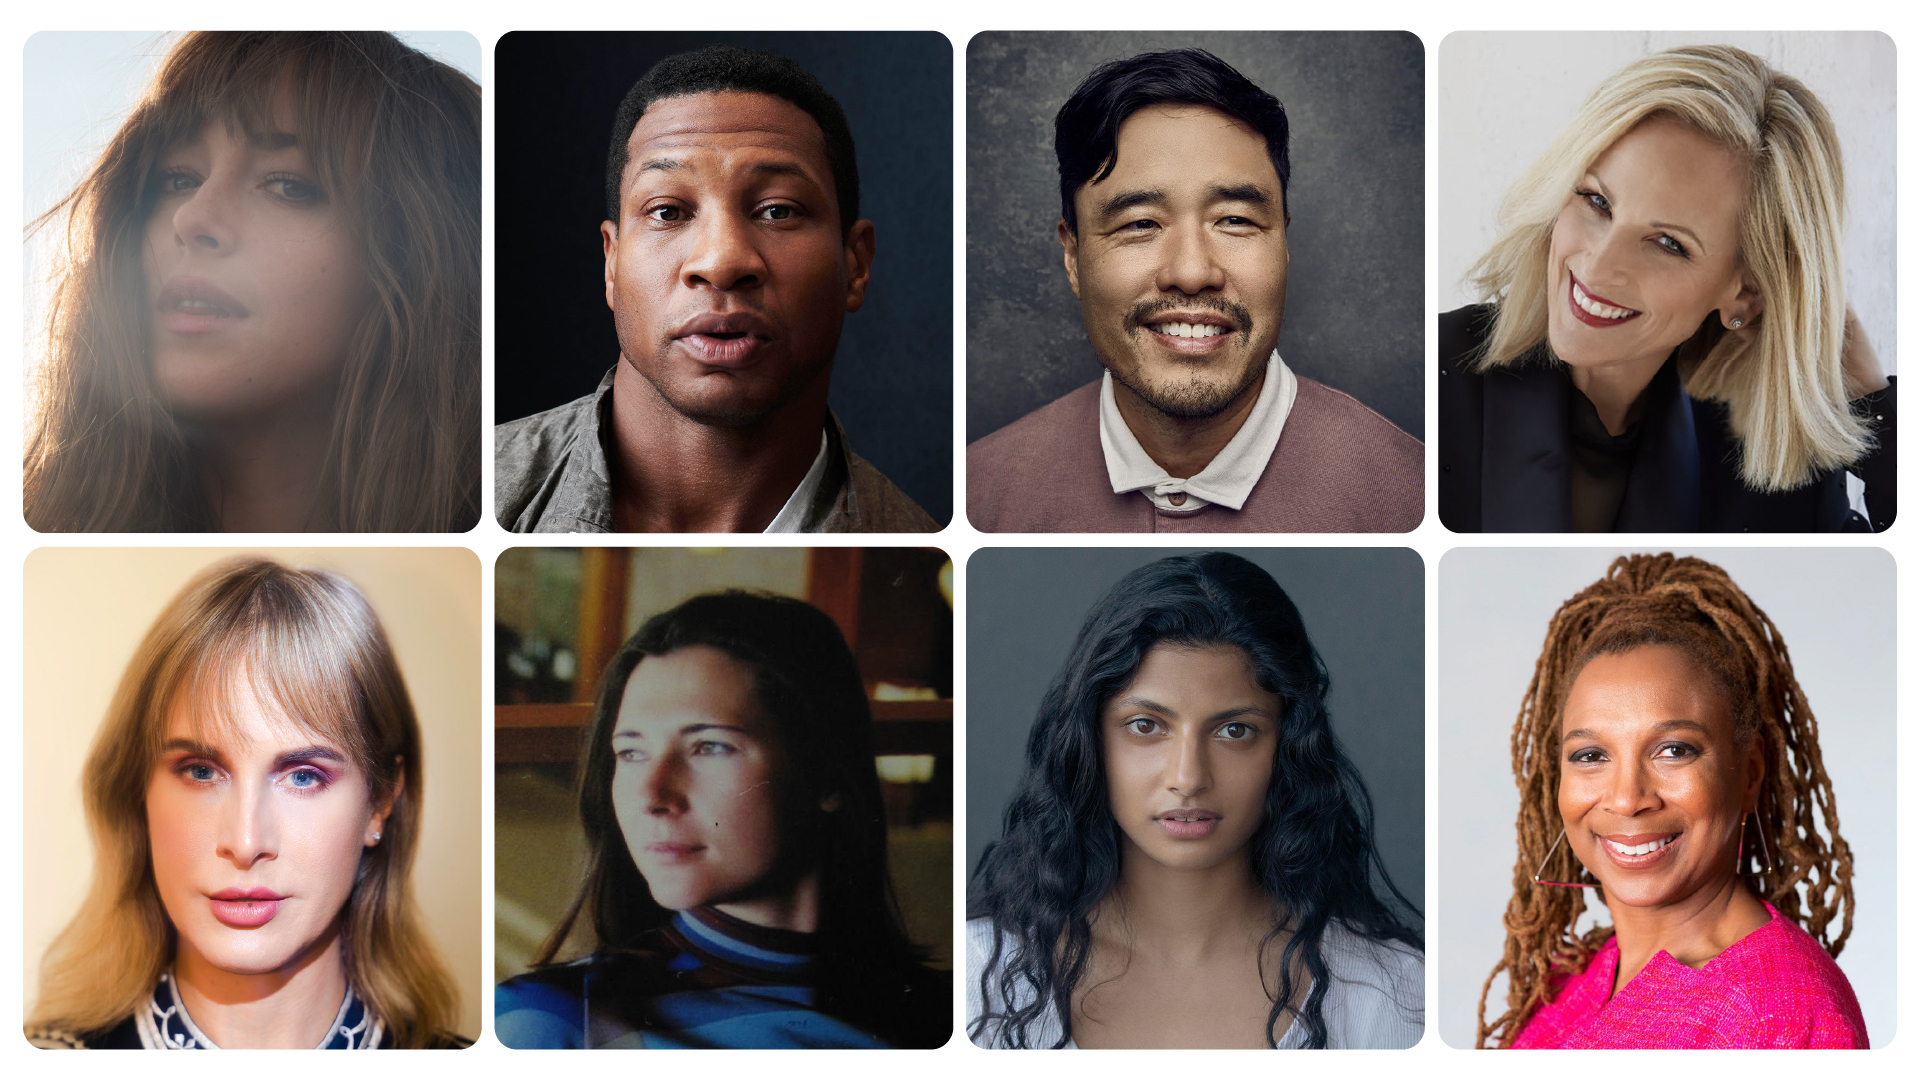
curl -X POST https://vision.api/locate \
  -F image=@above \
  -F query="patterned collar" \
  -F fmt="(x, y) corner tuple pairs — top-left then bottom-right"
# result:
(666, 907), (817, 978)
(135, 971), (384, 1049)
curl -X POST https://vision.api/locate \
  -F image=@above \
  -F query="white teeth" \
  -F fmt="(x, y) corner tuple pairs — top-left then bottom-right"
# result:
(1572, 280), (1638, 321)
(1153, 321), (1228, 339)
(174, 299), (230, 317)
(1606, 836), (1676, 857)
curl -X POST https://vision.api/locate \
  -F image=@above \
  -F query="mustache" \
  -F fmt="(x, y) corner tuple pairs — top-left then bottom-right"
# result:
(1125, 296), (1254, 335)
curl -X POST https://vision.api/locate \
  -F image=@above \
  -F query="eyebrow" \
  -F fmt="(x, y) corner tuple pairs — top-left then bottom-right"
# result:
(161, 737), (225, 763)
(1210, 183), (1272, 207)
(1097, 188), (1167, 220)
(1111, 697), (1273, 722)
(1563, 718), (1713, 743)
(611, 722), (754, 741)
(277, 746), (348, 768)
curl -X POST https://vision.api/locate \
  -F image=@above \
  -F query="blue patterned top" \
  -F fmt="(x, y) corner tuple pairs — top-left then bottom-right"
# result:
(496, 907), (899, 1049)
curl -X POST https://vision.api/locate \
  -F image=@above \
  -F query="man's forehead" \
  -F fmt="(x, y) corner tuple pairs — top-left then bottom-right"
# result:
(627, 90), (829, 164)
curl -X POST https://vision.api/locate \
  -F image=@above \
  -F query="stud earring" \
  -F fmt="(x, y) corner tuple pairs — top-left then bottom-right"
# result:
(372, 830), (382, 843)
(1729, 318), (1744, 329)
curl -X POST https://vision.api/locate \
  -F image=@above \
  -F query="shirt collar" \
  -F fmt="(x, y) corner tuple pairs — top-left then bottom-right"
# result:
(1098, 350), (1297, 512)
(762, 430), (832, 533)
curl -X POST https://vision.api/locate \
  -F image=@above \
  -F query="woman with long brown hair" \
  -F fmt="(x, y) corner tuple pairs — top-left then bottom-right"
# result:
(25, 32), (479, 532)
(26, 558), (464, 1048)
(1476, 553), (1862, 1048)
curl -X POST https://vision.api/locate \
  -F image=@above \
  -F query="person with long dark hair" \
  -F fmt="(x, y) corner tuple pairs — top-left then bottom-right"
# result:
(968, 552), (1422, 1048)
(496, 591), (948, 1048)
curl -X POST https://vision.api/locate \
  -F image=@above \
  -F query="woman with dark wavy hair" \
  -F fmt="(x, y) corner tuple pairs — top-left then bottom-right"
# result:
(967, 552), (1422, 1048)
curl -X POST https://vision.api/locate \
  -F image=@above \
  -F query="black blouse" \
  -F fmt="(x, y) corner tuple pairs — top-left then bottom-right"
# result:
(1439, 305), (1896, 532)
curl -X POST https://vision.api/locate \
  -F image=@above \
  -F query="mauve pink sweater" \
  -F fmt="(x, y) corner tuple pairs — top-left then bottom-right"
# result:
(1512, 903), (1867, 1048)
(966, 378), (1424, 533)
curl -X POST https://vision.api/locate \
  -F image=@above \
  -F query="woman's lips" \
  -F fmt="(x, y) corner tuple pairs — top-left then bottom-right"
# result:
(644, 842), (706, 865)
(1597, 831), (1680, 869)
(154, 277), (250, 336)
(1155, 811), (1221, 840)
(1567, 274), (1642, 328)
(208, 890), (284, 928)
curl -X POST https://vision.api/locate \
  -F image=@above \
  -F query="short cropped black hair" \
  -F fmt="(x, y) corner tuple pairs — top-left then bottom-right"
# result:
(605, 45), (860, 234)
(1054, 48), (1290, 234)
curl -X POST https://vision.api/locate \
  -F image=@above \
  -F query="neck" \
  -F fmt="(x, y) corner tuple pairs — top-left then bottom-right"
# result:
(1605, 873), (1771, 992)
(1112, 365), (1265, 480)
(1093, 837), (1275, 962)
(1567, 352), (1666, 436)
(607, 359), (828, 532)
(172, 919), (349, 1049)
(714, 868), (823, 934)
(194, 400), (335, 532)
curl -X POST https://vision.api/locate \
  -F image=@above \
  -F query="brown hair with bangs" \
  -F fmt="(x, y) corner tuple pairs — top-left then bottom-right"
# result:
(24, 32), (480, 532)
(1475, 553), (1852, 1047)
(26, 556), (460, 1047)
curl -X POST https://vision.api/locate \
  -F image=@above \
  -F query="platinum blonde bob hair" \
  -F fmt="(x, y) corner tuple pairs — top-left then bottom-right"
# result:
(1467, 44), (1868, 492)
(27, 557), (458, 1047)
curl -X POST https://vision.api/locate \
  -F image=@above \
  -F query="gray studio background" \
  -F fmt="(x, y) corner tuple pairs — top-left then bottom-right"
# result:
(1439, 32), (1894, 376)
(1438, 547), (1895, 1048)
(966, 547), (1425, 927)
(966, 32), (1424, 444)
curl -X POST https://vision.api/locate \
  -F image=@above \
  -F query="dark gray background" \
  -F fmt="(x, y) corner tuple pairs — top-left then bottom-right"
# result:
(965, 32), (1425, 444)
(495, 32), (952, 525)
(965, 547), (1424, 927)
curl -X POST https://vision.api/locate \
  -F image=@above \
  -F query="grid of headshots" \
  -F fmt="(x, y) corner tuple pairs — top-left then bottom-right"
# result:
(9, 21), (1906, 1070)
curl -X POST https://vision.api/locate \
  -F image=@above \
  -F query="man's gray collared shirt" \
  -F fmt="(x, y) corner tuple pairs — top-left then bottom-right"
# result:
(495, 368), (938, 533)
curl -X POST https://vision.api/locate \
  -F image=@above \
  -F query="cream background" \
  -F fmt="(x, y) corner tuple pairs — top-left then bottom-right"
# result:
(23, 547), (482, 1041)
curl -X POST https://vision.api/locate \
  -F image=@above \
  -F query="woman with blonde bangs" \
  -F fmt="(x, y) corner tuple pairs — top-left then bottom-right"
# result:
(26, 558), (466, 1048)
(1439, 44), (1892, 533)
(25, 32), (480, 532)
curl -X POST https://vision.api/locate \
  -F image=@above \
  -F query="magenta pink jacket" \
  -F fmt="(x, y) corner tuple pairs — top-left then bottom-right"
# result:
(1512, 903), (1866, 1048)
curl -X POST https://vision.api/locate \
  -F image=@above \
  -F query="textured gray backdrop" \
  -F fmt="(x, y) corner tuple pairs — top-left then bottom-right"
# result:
(965, 547), (1425, 929)
(966, 32), (1424, 444)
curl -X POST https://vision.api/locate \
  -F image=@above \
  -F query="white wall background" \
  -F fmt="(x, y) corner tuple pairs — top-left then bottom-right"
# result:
(1437, 547), (1896, 1048)
(1439, 32), (1895, 374)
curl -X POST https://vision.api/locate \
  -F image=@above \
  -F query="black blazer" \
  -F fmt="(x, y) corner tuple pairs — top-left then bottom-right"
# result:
(1438, 305), (1895, 532)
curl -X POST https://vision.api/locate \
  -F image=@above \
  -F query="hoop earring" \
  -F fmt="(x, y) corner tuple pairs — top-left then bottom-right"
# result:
(1738, 811), (1774, 875)
(1532, 829), (1598, 889)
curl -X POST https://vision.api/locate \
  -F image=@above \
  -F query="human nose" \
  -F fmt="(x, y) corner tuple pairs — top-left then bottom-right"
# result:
(1166, 729), (1213, 799)
(1578, 220), (1637, 290)
(680, 210), (768, 292)
(1602, 759), (1659, 818)
(166, 178), (240, 256)
(215, 778), (278, 870)
(643, 752), (689, 816)
(1154, 223), (1227, 295)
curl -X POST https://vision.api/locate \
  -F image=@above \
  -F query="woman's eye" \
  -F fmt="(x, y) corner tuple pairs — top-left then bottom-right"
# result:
(1655, 234), (1691, 258)
(183, 762), (219, 782)
(1219, 722), (1254, 740)
(690, 739), (737, 756)
(1580, 189), (1610, 215)
(614, 747), (644, 763)
(1655, 743), (1698, 759)
(286, 767), (326, 789)
(265, 176), (321, 203)
(1125, 718), (1158, 736)
(153, 170), (199, 195)
(1567, 747), (1602, 764)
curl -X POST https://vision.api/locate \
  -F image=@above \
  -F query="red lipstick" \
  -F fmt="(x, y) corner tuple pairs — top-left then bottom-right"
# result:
(208, 888), (285, 928)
